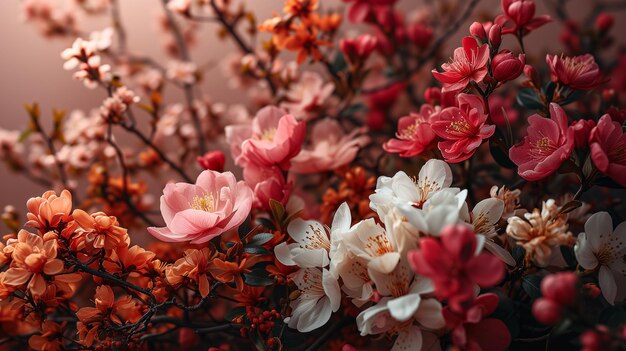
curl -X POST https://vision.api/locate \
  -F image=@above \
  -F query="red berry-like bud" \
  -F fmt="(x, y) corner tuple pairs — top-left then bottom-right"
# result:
(583, 282), (601, 298)
(197, 150), (226, 172)
(532, 297), (562, 325)
(523, 64), (540, 87)
(488, 24), (502, 49)
(541, 272), (578, 306)
(469, 22), (486, 40)
(595, 13), (614, 33)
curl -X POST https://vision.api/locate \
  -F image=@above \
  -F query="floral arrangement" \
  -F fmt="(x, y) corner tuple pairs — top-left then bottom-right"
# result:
(1, 0), (626, 350)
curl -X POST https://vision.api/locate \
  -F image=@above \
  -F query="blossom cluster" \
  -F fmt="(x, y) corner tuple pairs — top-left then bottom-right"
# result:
(1, 0), (626, 350)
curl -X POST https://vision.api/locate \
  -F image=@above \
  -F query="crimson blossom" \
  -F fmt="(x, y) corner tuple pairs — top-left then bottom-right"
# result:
(509, 103), (575, 181)
(495, 0), (551, 35)
(383, 104), (439, 157)
(589, 114), (626, 187)
(432, 36), (490, 93)
(546, 54), (603, 91)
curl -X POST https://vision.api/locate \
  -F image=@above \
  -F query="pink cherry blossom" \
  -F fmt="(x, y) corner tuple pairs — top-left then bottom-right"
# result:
(589, 114), (626, 187)
(383, 104), (439, 157)
(546, 54), (603, 91)
(509, 103), (575, 181)
(148, 170), (253, 244)
(432, 36), (490, 93)
(431, 93), (495, 163)
(291, 119), (370, 173)
(495, 0), (551, 35)
(281, 72), (334, 120)
(225, 106), (306, 170)
(407, 224), (505, 312)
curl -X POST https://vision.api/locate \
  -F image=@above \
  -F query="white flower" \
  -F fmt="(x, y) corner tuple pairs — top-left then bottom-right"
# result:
(575, 212), (626, 304)
(286, 268), (341, 332)
(357, 276), (444, 351)
(276, 219), (330, 268)
(369, 159), (453, 216)
(398, 188), (468, 236)
(167, 61), (197, 84)
(469, 198), (515, 266)
(89, 27), (114, 51)
(341, 218), (401, 274)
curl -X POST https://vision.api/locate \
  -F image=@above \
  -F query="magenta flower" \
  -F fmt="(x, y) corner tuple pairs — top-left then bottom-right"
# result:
(432, 37), (490, 93)
(148, 170), (253, 244)
(340, 34), (378, 64)
(495, 0), (551, 35)
(342, 0), (397, 23)
(589, 115), (626, 187)
(407, 224), (505, 312)
(443, 293), (512, 351)
(546, 54), (603, 91)
(226, 106), (306, 170)
(491, 50), (525, 82)
(383, 104), (439, 157)
(509, 103), (574, 181)
(431, 93), (495, 163)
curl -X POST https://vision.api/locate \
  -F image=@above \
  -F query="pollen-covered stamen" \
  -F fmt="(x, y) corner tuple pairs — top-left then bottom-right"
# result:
(300, 224), (331, 251)
(385, 265), (410, 298)
(259, 128), (277, 142)
(473, 211), (494, 237)
(364, 232), (394, 257)
(413, 175), (442, 208)
(596, 236), (626, 274)
(529, 136), (557, 158)
(445, 112), (475, 137)
(190, 193), (218, 212)
(299, 269), (325, 297)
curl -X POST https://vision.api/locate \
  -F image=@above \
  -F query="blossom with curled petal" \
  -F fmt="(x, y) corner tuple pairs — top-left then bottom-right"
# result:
(432, 37), (489, 93)
(286, 267), (340, 332)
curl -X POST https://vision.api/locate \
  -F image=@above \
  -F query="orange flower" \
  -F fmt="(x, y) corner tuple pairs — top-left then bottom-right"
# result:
(233, 285), (267, 306)
(283, 0), (318, 18)
(208, 255), (267, 290)
(104, 245), (155, 275)
(76, 285), (137, 347)
(3, 230), (64, 297)
(26, 190), (73, 233)
(311, 12), (342, 32)
(28, 321), (64, 351)
(284, 24), (330, 64)
(72, 209), (129, 250)
(166, 248), (216, 298)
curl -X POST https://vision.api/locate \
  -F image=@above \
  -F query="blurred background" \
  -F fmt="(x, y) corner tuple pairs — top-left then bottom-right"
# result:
(1, 0), (625, 226)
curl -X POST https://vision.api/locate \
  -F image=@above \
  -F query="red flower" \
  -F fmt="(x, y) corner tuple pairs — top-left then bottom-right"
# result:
(495, 0), (551, 35)
(383, 104), (439, 157)
(571, 119), (595, 149)
(546, 54), (603, 91)
(340, 34), (377, 64)
(491, 50), (525, 82)
(589, 114), (626, 187)
(342, 0), (397, 23)
(197, 151), (226, 172)
(407, 224), (505, 312)
(443, 293), (512, 351)
(431, 93), (495, 163)
(432, 37), (490, 93)
(509, 103), (574, 181)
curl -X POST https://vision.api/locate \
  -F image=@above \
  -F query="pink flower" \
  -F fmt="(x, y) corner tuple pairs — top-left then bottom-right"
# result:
(495, 0), (551, 35)
(546, 54), (603, 91)
(589, 114), (626, 187)
(509, 103), (575, 181)
(407, 22), (433, 49)
(407, 224), (505, 312)
(281, 72), (334, 120)
(340, 34), (378, 64)
(489, 94), (519, 127)
(432, 37), (490, 93)
(225, 106), (306, 170)
(431, 93), (496, 163)
(443, 293), (512, 351)
(571, 119), (596, 149)
(243, 163), (292, 210)
(342, 0), (397, 23)
(383, 104), (439, 157)
(491, 50), (525, 82)
(291, 119), (370, 173)
(197, 151), (226, 172)
(148, 170), (253, 244)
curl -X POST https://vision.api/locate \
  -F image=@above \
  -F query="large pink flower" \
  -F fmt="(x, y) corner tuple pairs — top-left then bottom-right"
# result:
(225, 106), (306, 170)
(432, 37), (490, 93)
(408, 224), (505, 312)
(509, 103), (574, 181)
(291, 119), (370, 173)
(495, 0), (551, 35)
(431, 93), (495, 163)
(148, 170), (253, 244)
(546, 54), (603, 91)
(383, 104), (439, 157)
(589, 115), (626, 187)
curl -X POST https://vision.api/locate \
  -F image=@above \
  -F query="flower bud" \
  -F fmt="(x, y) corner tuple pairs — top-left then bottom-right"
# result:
(197, 150), (226, 172)
(488, 24), (502, 49)
(523, 64), (540, 87)
(532, 297), (562, 325)
(503, 0), (536, 26)
(595, 13), (614, 33)
(491, 50), (525, 81)
(571, 119), (595, 149)
(583, 282), (601, 299)
(340, 34), (377, 64)
(469, 21), (486, 40)
(407, 23), (433, 49)
(541, 272), (578, 306)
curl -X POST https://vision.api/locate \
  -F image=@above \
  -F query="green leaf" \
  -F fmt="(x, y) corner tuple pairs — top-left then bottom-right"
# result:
(18, 129), (32, 143)
(512, 246), (525, 265)
(247, 233), (274, 246)
(225, 306), (247, 321)
(541, 81), (556, 102)
(255, 217), (276, 231)
(489, 137), (516, 169)
(557, 200), (583, 217)
(559, 246), (577, 270)
(238, 216), (252, 239)
(244, 269), (276, 287)
(517, 88), (544, 110)
(269, 199), (285, 223)
(243, 246), (270, 255)
(522, 275), (543, 299)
